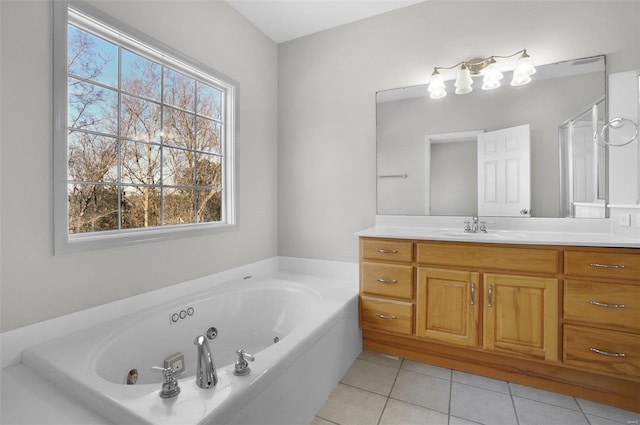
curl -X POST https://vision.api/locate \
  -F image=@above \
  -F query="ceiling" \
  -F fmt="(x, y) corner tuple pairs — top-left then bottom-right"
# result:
(225, 0), (426, 44)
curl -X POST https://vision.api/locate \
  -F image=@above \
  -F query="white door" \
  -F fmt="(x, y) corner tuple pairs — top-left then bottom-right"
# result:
(477, 124), (531, 216)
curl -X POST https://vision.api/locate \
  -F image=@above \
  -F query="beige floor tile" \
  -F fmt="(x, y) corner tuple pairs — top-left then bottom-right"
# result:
(316, 383), (386, 425)
(452, 370), (510, 394)
(449, 416), (482, 425)
(509, 382), (579, 410)
(513, 396), (589, 425)
(401, 359), (451, 380)
(390, 369), (451, 414)
(310, 416), (337, 425)
(585, 414), (634, 425)
(450, 382), (517, 425)
(379, 399), (449, 425)
(576, 398), (640, 424)
(358, 350), (402, 368)
(340, 358), (399, 396)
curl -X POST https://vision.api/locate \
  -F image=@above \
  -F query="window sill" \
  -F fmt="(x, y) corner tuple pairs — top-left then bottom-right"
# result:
(55, 222), (238, 255)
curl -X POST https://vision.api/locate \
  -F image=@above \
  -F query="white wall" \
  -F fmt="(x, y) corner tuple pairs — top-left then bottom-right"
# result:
(0, 0), (278, 331)
(278, 1), (640, 262)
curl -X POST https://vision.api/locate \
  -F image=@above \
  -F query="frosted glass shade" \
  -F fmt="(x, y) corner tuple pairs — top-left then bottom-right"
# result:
(484, 62), (503, 82)
(510, 74), (532, 86)
(455, 66), (473, 95)
(428, 71), (446, 94)
(482, 79), (501, 90)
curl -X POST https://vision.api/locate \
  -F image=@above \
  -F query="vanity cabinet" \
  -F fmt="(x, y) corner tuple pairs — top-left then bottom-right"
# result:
(483, 273), (558, 362)
(416, 268), (479, 347)
(562, 249), (640, 379)
(359, 237), (640, 413)
(360, 239), (415, 336)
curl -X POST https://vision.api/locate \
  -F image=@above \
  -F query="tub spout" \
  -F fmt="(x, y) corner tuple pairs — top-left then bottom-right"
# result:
(193, 335), (217, 389)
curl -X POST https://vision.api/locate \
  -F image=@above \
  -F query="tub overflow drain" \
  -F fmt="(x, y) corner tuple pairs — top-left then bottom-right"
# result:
(273, 337), (280, 343)
(206, 327), (218, 340)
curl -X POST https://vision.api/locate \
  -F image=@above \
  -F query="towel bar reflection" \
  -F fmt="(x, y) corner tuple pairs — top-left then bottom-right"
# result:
(378, 174), (408, 178)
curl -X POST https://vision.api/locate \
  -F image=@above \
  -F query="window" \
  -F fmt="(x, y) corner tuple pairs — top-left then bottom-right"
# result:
(53, 2), (237, 253)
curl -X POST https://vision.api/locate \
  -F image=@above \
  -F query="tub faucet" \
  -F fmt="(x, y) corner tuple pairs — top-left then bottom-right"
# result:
(194, 335), (218, 389)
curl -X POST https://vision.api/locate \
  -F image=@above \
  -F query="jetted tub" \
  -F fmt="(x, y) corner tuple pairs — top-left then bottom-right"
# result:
(21, 271), (360, 424)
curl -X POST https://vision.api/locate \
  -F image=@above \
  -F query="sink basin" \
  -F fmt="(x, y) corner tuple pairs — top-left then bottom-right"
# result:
(434, 230), (528, 240)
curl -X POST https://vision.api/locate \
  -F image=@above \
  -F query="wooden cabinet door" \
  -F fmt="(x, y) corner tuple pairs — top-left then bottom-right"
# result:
(483, 273), (559, 362)
(416, 268), (480, 347)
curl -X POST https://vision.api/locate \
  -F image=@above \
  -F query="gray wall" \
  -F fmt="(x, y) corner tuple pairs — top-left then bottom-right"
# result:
(0, 0), (278, 331)
(278, 1), (640, 262)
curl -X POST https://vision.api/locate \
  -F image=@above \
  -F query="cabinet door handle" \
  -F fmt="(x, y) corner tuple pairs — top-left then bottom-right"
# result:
(488, 284), (493, 307)
(590, 263), (625, 269)
(590, 300), (625, 309)
(470, 283), (475, 305)
(376, 313), (397, 320)
(376, 249), (398, 254)
(590, 347), (626, 358)
(376, 278), (398, 284)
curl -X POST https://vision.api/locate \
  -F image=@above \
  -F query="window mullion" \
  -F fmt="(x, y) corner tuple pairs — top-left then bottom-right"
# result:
(117, 45), (123, 230)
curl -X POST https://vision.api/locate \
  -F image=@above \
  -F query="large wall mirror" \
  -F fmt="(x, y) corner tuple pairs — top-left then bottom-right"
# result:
(376, 55), (606, 218)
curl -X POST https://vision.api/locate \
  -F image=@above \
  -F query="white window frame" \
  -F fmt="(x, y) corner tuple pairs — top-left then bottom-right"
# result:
(53, 1), (238, 254)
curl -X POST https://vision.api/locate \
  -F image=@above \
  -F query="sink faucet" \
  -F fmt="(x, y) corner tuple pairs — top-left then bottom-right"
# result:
(194, 335), (218, 389)
(464, 214), (487, 233)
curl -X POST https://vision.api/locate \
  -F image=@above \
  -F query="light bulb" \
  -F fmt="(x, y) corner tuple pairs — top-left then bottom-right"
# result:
(455, 64), (473, 95)
(430, 88), (447, 99)
(510, 74), (532, 86)
(482, 79), (501, 90)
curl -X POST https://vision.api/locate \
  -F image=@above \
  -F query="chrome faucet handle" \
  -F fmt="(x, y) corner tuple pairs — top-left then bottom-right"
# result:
(479, 222), (488, 233)
(463, 221), (471, 232)
(151, 366), (181, 398)
(234, 349), (255, 376)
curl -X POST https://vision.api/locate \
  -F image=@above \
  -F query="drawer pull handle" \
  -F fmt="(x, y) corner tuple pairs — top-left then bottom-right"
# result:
(488, 284), (493, 307)
(470, 283), (475, 305)
(590, 263), (625, 269)
(590, 301), (625, 309)
(376, 278), (398, 284)
(376, 249), (398, 254)
(590, 347), (626, 358)
(376, 313), (397, 320)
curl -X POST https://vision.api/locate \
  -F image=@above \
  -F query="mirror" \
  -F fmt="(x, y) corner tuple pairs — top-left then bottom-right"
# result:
(376, 55), (606, 218)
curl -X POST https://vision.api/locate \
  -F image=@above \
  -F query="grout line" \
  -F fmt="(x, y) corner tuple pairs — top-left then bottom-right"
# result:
(376, 359), (403, 425)
(313, 415), (340, 425)
(447, 368), (453, 425)
(508, 379), (522, 425)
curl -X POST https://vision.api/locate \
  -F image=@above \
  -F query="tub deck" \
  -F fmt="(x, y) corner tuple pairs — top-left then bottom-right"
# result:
(1, 257), (360, 425)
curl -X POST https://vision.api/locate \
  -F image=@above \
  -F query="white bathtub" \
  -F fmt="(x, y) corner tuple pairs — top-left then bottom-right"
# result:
(21, 268), (360, 424)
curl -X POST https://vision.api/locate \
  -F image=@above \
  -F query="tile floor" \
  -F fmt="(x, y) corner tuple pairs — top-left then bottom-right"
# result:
(312, 350), (640, 425)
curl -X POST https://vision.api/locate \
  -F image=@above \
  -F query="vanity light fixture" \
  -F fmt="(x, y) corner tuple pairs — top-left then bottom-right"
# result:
(428, 49), (536, 99)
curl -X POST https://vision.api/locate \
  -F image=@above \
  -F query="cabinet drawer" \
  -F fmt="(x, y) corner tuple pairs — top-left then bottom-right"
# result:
(360, 296), (413, 335)
(361, 239), (413, 263)
(565, 280), (640, 331)
(361, 263), (414, 300)
(564, 325), (640, 378)
(417, 243), (559, 274)
(565, 250), (640, 280)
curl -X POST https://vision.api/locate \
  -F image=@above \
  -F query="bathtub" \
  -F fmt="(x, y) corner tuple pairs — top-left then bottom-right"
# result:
(21, 269), (360, 424)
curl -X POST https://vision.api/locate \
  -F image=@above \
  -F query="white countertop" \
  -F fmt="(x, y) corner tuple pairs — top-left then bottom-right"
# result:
(356, 226), (640, 248)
